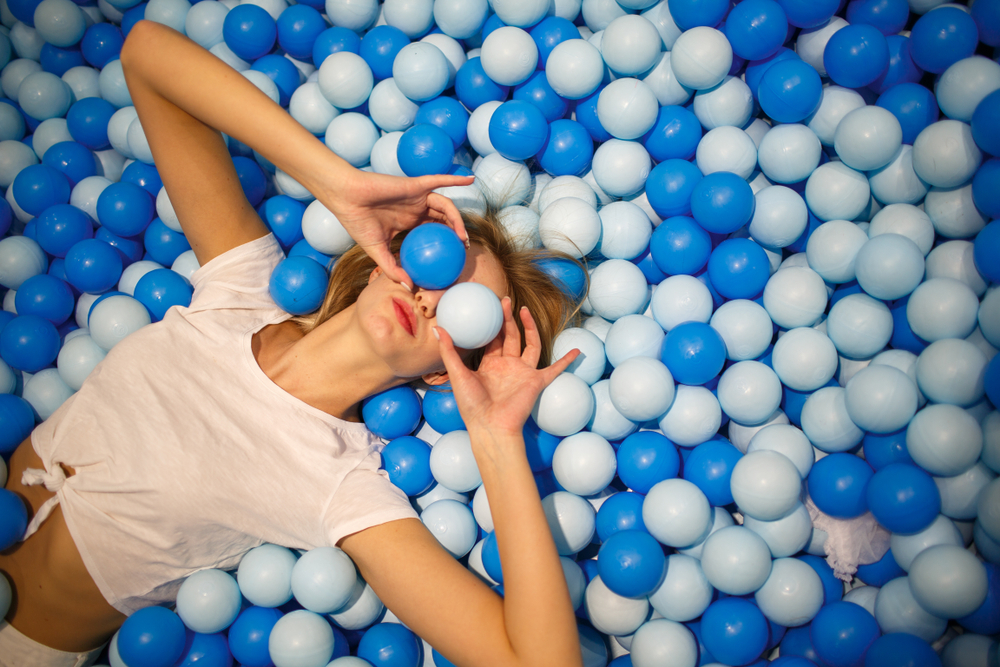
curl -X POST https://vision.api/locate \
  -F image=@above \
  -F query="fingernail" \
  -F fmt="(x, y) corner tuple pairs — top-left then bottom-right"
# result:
(432, 327), (440, 340)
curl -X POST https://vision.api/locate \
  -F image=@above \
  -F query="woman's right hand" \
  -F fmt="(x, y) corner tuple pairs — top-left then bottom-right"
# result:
(323, 170), (476, 290)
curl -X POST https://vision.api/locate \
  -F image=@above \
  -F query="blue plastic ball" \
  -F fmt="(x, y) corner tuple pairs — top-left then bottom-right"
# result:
(363, 385), (422, 440)
(798, 554), (843, 605)
(862, 429), (913, 471)
(121, 4), (147, 39)
(513, 70), (568, 123)
(0, 394), (35, 455)
(864, 632), (941, 667)
(397, 124), (456, 177)
(268, 256), (328, 316)
(780, 625), (822, 664)
(12, 163), (71, 216)
(529, 16), (578, 66)
(422, 386), (465, 434)
(261, 195), (306, 252)
(975, 219), (1000, 290)
(232, 155), (267, 207)
(66, 97), (115, 151)
(645, 159), (703, 220)
(972, 88), (1000, 156)
(595, 491), (647, 542)
(855, 548), (905, 587)
(865, 463), (940, 535)
(847, 0), (908, 35)
(597, 529), (667, 599)
(523, 417), (560, 471)
(143, 219), (192, 267)
(276, 4), (326, 60)
(957, 562), (1000, 636)
(973, 162), (1000, 224)
(643, 105), (702, 163)
(118, 606), (188, 667)
(250, 54), (301, 108)
(6, 0), (41, 26)
(121, 161), (162, 198)
(416, 97), (470, 149)
(34, 203), (93, 258)
(810, 601), (881, 667)
(399, 222), (465, 291)
(40, 44), (85, 77)
(133, 268), (193, 322)
(649, 215), (712, 276)
(97, 181), (154, 238)
(724, 0), (788, 61)
(382, 435), (434, 496)
(358, 623), (421, 667)
(41, 141), (96, 188)
(535, 257), (586, 301)
(758, 57), (823, 123)
(690, 171), (755, 235)
(707, 238), (770, 300)
(359, 25), (409, 80)
(668, 0), (730, 30)
(777, 0), (838, 28)
(536, 119), (593, 177)
(1, 314), (61, 373)
(288, 239), (332, 270)
(488, 100), (549, 162)
(81, 23), (123, 68)
(700, 597), (769, 667)
(660, 321), (727, 386)
(616, 431), (680, 495)
(574, 88), (612, 143)
(876, 82), (939, 146)
(482, 530), (502, 583)
(15, 274), (74, 326)
(312, 26), (362, 67)
(869, 35), (924, 95)
(808, 453), (874, 520)
(908, 7), (978, 74)
(174, 632), (233, 667)
(0, 487), (27, 551)
(682, 438), (743, 507)
(823, 24), (890, 90)
(227, 606), (283, 667)
(455, 58), (509, 111)
(223, 4), (277, 62)
(744, 47), (799, 100)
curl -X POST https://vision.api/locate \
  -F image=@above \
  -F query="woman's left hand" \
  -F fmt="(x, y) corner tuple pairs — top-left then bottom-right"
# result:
(435, 298), (580, 439)
(322, 170), (476, 290)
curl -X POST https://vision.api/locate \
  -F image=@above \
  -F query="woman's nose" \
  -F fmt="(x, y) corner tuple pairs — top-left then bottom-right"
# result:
(415, 288), (445, 317)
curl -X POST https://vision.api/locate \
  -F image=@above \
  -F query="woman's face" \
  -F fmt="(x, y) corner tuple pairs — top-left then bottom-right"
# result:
(355, 245), (508, 380)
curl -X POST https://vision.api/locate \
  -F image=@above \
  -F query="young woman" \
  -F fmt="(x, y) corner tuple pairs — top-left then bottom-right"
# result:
(0, 20), (586, 667)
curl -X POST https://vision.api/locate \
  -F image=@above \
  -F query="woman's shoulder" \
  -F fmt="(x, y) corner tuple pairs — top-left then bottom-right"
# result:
(182, 234), (286, 317)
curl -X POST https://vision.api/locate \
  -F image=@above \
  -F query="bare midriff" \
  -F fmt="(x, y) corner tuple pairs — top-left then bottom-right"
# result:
(0, 436), (126, 652)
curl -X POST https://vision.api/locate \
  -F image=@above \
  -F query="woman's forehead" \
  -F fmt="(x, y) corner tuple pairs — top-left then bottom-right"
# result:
(459, 245), (508, 299)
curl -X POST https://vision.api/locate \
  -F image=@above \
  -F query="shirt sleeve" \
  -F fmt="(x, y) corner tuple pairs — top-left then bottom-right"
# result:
(324, 462), (421, 548)
(186, 233), (286, 314)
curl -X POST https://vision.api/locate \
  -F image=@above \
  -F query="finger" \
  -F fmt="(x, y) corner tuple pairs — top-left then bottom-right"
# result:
(500, 298), (521, 358)
(482, 328), (504, 357)
(540, 348), (581, 386)
(426, 192), (469, 244)
(435, 326), (474, 384)
(519, 307), (542, 369)
(367, 244), (413, 291)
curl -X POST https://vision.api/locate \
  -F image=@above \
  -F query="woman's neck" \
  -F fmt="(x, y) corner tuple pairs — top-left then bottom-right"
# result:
(254, 305), (407, 421)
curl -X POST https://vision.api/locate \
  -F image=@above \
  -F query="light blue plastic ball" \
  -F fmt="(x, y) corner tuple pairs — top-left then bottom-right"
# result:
(317, 52), (373, 110)
(0, 235), (48, 289)
(552, 327), (606, 385)
(912, 119), (982, 189)
(709, 299), (773, 362)
(429, 430), (482, 493)
(771, 327), (838, 393)
(544, 39), (604, 100)
(604, 315), (664, 368)
(642, 478), (712, 548)
(587, 259), (648, 322)
(144, 0), (191, 34)
(587, 378), (638, 442)
(608, 356), (674, 422)
(906, 404), (983, 478)
(854, 233), (925, 301)
(17, 71), (72, 121)
(553, 431), (617, 497)
(542, 491), (596, 555)
(906, 278), (980, 344)
(844, 365), (918, 434)
(700, 525), (773, 595)
(747, 424), (815, 478)
(756, 124), (823, 186)
(718, 361), (783, 427)
(175, 568), (242, 634)
(801, 386), (865, 453)
(290, 547), (357, 614)
(744, 502), (813, 558)
(480, 26), (538, 87)
(597, 201), (652, 261)
(890, 514), (964, 572)
(834, 105), (904, 172)
(237, 543), (297, 608)
(730, 450), (803, 520)
(532, 372), (595, 437)
(597, 78), (658, 141)
(647, 554), (713, 622)
(88, 295), (151, 351)
(33, 0), (86, 47)
(873, 576), (948, 642)
(268, 610), (335, 667)
(601, 14), (662, 76)
(421, 498), (477, 558)
(392, 42), (450, 102)
(755, 557), (824, 630)
(21, 368), (73, 421)
(909, 544), (989, 619)
(804, 162), (872, 222)
(657, 384), (723, 447)
(591, 138), (652, 198)
(826, 293), (893, 360)
(185, 0), (228, 49)
(324, 113), (379, 168)
(436, 281), (503, 349)
(649, 274), (713, 332)
(692, 76), (754, 131)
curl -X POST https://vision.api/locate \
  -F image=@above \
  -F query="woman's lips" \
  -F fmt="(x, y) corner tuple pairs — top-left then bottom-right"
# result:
(393, 298), (416, 336)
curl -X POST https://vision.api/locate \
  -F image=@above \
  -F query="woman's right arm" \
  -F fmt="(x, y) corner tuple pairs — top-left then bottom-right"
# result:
(121, 22), (472, 284)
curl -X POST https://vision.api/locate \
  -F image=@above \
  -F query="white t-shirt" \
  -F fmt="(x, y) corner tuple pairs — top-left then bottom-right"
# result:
(31, 234), (418, 615)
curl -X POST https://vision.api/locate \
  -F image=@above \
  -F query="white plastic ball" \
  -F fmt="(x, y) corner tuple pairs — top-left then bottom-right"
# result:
(289, 547), (357, 614)
(474, 152), (531, 206)
(743, 502), (813, 558)
(600, 14), (661, 76)
(175, 568), (241, 634)
(629, 619), (698, 667)
(795, 16), (847, 76)
(327, 575), (383, 629)
(730, 450), (802, 521)
(868, 145), (930, 206)
(978, 478), (1000, 543)
(429, 430), (481, 494)
(369, 132), (405, 177)
(538, 175), (597, 212)
(318, 52), (374, 112)
(480, 26), (538, 87)
(545, 39), (604, 100)
(603, 313), (664, 367)
(873, 575), (948, 642)
(747, 184), (809, 251)
(587, 259), (648, 321)
(591, 138), (651, 197)
(826, 294), (893, 360)
(542, 490), (596, 555)
(936, 461), (996, 521)
(710, 299), (772, 362)
(834, 106), (904, 172)
(911, 119), (982, 188)
(805, 162), (871, 222)
(925, 182), (987, 239)
(844, 365), (919, 434)
(553, 431), (617, 497)
(748, 424), (815, 478)
(237, 543), (296, 607)
(854, 233), (925, 301)
(695, 126), (757, 179)
(533, 372), (596, 437)
(609, 356), (674, 422)
(906, 403), (983, 477)
(22, 369), (73, 421)
(772, 327), (838, 392)
(597, 78), (658, 141)
(700, 525), (773, 595)
(241, 69), (280, 104)
(642, 478), (712, 548)
(432, 0), (488, 39)
(800, 386), (865, 453)
(490, 0), (548, 27)
(56, 333), (106, 392)
(806, 220), (869, 284)
(757, 124), (822, 185)
(843, 585), (880, 617)
(392, 42), (449, 102)
(807, 85), (866, 146)
(267, 610), (334, 667)
(650, 274), (713, 332)
(868, 204), (934, 255)
(909, 544), (988, 618)
(597, 201), (651, 260)
(301, 200), (352, 256)
(657, 385), (722, 447)
(467, 99), (500, 157)
(718, 361), (783, 427)
(641, 51), (693, 106)
(692, 76), (753, 130)
(89, 295), (152, 351)
(762, 266), (828, 329)
(647, 554), (713, 622)
(437, 282), (504, 350)
(585, 575), (650, 637)
(324, 112), (378, 167)
(926, 241), (988, 297)
(675, 506), (735, 560)
(553, 327), (606, 385)
(907, 278), (980, 343)
(538, 196), (601, 258)
(669, 26), (732, 90)
(936, 56), (1000, 123)
(383, 0), (433, 37)
(420, 498), (477, 558)
(754, 557), (824, 627)
(185, 0), (227, 49)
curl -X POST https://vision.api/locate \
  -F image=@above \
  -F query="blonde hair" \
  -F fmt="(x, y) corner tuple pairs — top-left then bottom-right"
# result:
(294, 207), (588, 370)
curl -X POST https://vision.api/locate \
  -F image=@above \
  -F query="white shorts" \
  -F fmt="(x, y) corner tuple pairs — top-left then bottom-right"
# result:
(0, 621), (105, 667)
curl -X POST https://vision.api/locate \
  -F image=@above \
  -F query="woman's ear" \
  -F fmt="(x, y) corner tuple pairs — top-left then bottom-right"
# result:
(422, 370), (450, 386)
(368, 266), (382, 285)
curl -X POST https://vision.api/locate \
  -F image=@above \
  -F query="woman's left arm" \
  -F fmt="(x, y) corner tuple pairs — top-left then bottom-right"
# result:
(339, 301), (582, 667)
